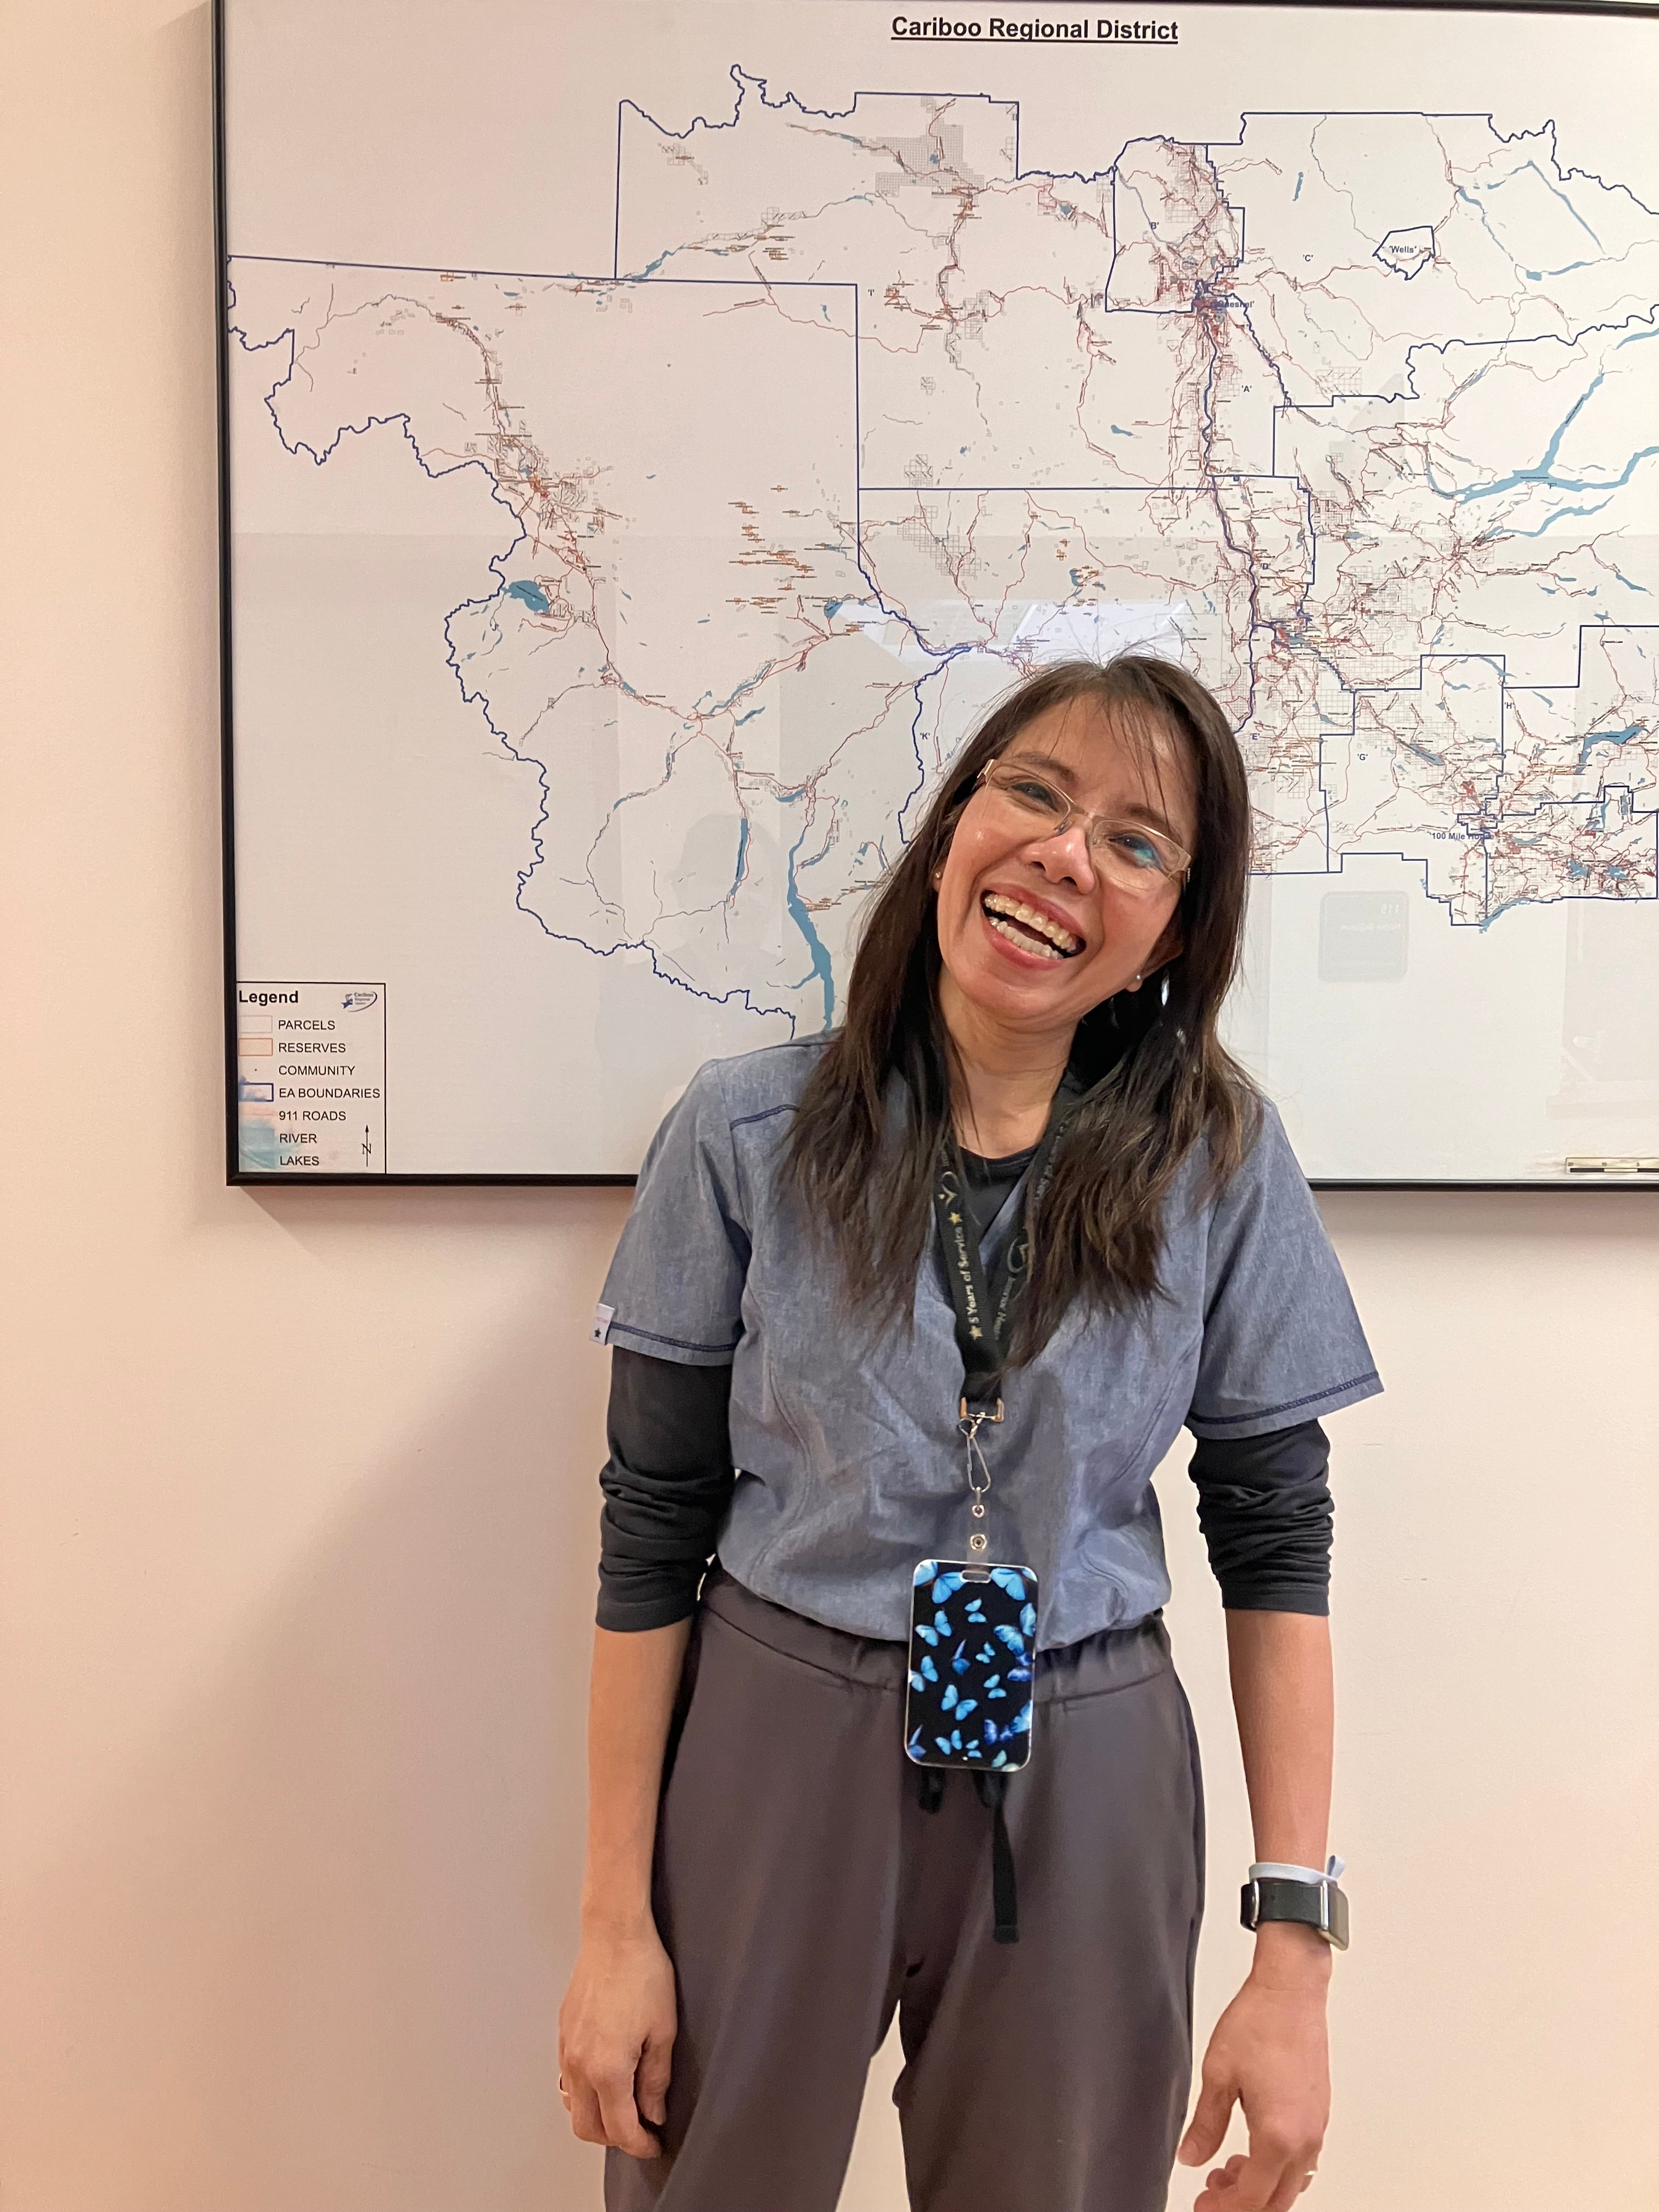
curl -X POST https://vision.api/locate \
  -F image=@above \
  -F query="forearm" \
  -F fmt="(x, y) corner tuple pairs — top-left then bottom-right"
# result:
(580, 1620), (691, 1937)
(1226, 1608), (1334, 1987)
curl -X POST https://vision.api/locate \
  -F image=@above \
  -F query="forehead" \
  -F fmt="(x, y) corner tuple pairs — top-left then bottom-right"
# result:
(1002, 695), (1196, 817)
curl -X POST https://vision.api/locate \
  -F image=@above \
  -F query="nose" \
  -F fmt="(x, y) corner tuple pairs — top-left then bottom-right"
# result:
(1024, 819), (1098, 893)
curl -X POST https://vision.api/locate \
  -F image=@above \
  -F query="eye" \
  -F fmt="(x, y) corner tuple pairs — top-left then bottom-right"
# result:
(1004, 775), (1064, 813)
(1106, 829), (1168, 873)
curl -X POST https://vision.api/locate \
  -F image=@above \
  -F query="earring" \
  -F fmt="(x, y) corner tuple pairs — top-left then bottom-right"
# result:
(1132, 971), (1143, 988)
(1160, 972), (1170, 1008)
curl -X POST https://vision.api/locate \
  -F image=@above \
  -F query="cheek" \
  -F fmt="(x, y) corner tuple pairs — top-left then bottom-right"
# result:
(1118, 900), (1181, 973)
(1073, 895), (1176, 991)
(936, 821), (991, 917)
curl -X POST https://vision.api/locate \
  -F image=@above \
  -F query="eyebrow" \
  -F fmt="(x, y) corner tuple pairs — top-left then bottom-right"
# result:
(1001, 746), (1188, 846)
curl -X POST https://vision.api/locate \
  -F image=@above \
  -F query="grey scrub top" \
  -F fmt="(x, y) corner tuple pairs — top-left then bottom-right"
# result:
(595, 1038), (1381, 1650)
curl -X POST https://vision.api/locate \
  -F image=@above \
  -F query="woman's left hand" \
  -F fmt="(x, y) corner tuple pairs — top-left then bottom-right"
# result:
(1176, 1928), (1331, 2211)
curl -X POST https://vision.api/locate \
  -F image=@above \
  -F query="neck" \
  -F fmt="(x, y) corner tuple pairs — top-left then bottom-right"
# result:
(939, 976), (1074, 1156)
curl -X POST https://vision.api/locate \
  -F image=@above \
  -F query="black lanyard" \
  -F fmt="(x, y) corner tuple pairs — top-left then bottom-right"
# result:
(931, 1086), (1088, 1419)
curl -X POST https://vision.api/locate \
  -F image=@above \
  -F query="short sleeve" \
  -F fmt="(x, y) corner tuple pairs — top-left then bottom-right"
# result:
(596, 1063), (750, 1367)
(1187, 1102), (1381, 1440)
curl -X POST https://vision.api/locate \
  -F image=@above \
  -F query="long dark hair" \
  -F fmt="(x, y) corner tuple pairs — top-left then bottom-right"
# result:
(781, 654), (1259, 1357)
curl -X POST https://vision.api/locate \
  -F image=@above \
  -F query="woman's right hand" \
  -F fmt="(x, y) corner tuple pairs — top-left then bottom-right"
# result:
(558, 1920), (679, 2159)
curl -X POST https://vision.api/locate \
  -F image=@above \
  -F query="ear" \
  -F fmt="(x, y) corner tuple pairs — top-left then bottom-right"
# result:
(1146, 915), (1183, 973)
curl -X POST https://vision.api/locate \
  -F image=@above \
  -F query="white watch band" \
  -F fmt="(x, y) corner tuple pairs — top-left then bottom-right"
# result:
(1249, 1855), (1346, 1886)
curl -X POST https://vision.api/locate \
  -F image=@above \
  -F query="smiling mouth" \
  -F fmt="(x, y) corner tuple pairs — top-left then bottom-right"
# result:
(981, 891), (1084, 961)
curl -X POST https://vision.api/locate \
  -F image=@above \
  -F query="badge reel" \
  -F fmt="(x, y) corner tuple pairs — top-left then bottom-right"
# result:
(905, 1397), (1039, 1773)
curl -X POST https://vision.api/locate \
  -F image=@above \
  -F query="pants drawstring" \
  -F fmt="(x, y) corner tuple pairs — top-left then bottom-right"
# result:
(972, 1770), (1019, 1945)
(914, 1767), (1019, 1944)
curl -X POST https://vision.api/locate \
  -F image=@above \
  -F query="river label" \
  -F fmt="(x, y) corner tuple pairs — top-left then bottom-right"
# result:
(235, 982), (387, 1173)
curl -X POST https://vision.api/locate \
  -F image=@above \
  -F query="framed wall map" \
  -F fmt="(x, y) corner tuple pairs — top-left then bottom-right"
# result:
(220, 0), (1659, 1183)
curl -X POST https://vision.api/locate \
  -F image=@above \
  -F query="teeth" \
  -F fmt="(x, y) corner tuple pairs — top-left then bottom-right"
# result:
(981, 892), (1082, 956)
(986, 911), (1064, 960)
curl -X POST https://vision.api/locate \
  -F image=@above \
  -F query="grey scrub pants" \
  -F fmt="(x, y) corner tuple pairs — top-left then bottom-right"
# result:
(606, 1568), (1205, 2212)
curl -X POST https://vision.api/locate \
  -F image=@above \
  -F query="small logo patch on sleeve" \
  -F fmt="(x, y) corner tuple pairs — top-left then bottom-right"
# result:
(591, 1302), (615, 1346)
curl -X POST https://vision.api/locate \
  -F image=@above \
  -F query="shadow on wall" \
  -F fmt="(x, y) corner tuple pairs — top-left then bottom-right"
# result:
(21, 1201), (617, 2212)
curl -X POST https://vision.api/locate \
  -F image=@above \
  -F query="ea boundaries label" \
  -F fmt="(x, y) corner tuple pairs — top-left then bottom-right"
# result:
(235, 983), (387, 1173)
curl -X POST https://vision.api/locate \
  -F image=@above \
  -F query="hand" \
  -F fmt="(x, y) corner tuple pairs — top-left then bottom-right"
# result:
(557, 1920), (678, 2159)
(1176, 1930), (1331, 2211)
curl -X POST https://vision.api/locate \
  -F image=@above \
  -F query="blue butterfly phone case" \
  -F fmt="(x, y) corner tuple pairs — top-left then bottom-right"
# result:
(904, 1559), (1039, 1770)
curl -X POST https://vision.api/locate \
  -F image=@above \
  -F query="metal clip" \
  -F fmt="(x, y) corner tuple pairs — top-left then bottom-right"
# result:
(958, 1401), (1002, 1556)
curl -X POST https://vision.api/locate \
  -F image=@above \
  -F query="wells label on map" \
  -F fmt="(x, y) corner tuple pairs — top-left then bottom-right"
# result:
(235, 984), (387, 1174)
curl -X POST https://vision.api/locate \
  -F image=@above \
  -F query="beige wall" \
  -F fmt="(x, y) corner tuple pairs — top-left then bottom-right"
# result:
(3, 7), (1655, 2208)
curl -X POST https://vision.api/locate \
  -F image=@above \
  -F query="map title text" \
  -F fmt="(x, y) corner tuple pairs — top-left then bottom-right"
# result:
(890, 15), (1178, 41)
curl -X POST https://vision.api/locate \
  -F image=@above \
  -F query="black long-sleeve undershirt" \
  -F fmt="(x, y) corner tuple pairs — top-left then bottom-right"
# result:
(597, 1350), (738, 1633)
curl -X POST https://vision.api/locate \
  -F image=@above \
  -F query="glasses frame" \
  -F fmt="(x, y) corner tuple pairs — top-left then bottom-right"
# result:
(974, 761), (1192, 884)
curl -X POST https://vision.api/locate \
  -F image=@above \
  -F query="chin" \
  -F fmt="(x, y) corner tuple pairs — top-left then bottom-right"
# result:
(953, 949), (1088, 1025)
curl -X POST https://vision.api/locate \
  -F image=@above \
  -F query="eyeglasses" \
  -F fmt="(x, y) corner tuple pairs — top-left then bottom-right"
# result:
(975, 761), (1191, 893)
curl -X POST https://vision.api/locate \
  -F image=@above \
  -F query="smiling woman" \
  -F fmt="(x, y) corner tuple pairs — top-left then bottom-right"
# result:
(788, 653), (1256, 1337)
(563, 654), (1381, 2212)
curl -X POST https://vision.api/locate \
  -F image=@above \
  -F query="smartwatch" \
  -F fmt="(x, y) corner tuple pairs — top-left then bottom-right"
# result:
(1239, 1857), (1350, 1950)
